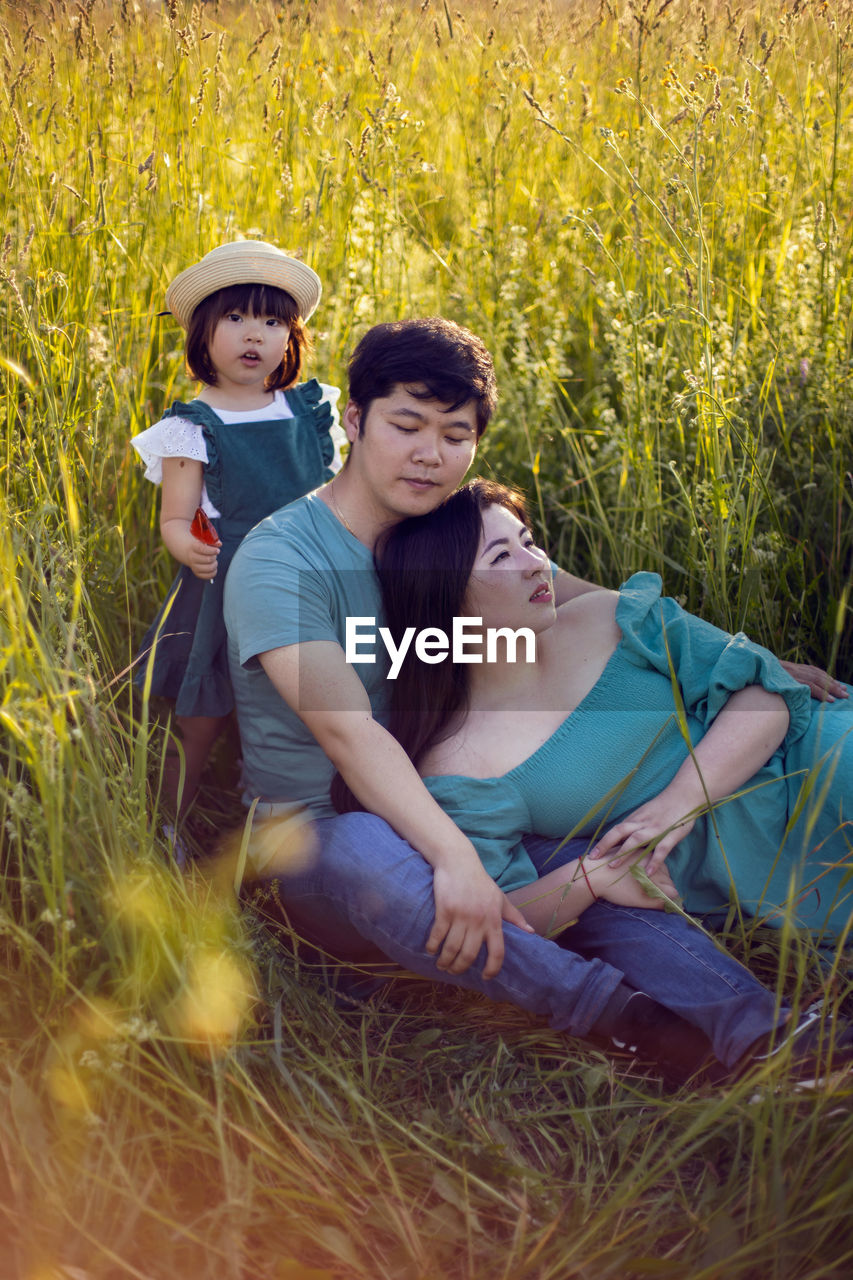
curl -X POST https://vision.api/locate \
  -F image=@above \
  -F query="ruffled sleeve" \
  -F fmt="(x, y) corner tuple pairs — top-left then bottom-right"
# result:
(321, 383), (346, 475)
(130, 414), (209, 486)
(616, 572), (812, 747)
(421, 774), (538, 891)
(302, 378), (340, 477)
(130, 406), (222, 517)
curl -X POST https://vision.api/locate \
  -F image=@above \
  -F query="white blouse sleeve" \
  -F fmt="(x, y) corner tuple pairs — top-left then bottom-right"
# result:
(319, 383), (347, 475)
(130, 415), (209, 486)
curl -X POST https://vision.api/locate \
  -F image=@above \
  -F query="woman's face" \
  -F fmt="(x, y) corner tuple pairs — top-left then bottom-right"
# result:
(463, 503), (555, 634)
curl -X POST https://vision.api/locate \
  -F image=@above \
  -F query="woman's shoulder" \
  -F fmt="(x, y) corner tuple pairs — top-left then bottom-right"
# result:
(537, 585), (620, 688)
(545, 571), (674, 657)
(552, 583), (618, 634)
(559, 571), (665, 641)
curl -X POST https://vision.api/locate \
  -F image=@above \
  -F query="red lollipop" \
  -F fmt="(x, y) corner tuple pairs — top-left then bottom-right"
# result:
(189, 507), (221, 546)
(189, 507), (220, 583)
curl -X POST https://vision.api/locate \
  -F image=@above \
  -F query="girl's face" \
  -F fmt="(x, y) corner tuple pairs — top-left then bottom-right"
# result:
(463, 503), (555, 634)
(206, 309), (291, 393)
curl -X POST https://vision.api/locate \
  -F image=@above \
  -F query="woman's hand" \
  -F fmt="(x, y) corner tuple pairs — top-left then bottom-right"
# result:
(590, 686), (790, 876)
(583, 852), (680, 908)
(588, 790), (697, 875)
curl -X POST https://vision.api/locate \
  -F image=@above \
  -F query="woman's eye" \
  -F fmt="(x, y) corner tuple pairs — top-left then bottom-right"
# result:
(490, 550), (510, 564)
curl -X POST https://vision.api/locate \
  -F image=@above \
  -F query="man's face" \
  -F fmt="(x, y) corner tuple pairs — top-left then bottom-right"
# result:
(343, 384), (479, 526)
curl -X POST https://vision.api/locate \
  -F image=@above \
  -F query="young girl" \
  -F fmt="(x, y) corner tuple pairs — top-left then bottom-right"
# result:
(132, 240), (344, 829)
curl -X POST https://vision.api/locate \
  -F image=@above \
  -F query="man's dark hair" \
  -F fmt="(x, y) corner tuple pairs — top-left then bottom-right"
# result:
(346, 317), (497, 437)
(185, 283), (310, 389)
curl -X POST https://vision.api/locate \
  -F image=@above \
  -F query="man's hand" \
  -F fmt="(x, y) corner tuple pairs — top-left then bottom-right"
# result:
(429, 860), (534, 979)
(779, 660), (848, 702)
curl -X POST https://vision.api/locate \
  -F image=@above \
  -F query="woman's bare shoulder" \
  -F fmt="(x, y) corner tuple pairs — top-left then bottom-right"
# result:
(539, 587), (620, 670)
(554, 585), (618, 628)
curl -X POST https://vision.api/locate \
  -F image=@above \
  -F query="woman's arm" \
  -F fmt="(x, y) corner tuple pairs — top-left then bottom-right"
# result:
(160, 456), (221, 580)
(508, 855), (680, 935)
(588, 684), (790, 872)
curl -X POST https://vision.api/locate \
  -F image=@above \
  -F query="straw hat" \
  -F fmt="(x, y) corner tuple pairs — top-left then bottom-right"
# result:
(165, 241), (322, 328)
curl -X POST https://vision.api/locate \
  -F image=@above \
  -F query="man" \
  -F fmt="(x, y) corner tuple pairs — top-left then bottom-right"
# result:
(224, 317), (847, 1083)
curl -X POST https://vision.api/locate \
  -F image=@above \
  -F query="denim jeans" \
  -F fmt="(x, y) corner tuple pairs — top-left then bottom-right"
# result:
(267, 812), (783, 1067)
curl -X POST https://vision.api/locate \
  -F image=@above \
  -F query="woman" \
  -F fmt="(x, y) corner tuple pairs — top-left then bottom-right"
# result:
(369, 479), (852, 947)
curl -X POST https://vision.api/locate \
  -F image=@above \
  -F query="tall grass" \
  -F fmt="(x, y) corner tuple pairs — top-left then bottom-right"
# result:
(1, 1), (852, 1276)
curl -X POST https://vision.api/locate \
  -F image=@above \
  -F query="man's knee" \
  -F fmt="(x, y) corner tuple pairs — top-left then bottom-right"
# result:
(315, 811), (423, 877)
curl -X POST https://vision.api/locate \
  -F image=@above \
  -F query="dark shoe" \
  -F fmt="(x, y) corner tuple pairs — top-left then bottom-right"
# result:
(588, 986), (717, 1088)
(737, 1000), (853, 1083)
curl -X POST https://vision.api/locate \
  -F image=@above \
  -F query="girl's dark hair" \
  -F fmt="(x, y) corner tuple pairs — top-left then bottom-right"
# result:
(330, 479), (530, 814)
(184, 282), (310, 389)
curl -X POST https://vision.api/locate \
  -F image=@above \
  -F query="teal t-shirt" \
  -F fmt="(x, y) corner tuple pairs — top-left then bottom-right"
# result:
(223, 492), (388, 814)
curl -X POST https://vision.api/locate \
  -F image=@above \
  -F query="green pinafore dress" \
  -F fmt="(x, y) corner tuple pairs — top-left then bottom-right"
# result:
(136, 380), (337, 718)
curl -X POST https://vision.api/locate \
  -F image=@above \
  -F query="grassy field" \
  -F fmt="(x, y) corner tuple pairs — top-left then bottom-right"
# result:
(1, 0), (852, 1276)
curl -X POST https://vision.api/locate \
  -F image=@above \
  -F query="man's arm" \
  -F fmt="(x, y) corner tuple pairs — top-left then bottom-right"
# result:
(552, 568), (846, 700)
(775, 661), (847, 702)
(258, 640), (534, 978)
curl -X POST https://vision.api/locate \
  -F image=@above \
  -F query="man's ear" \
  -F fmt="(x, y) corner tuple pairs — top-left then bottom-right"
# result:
(342, 400), (361, 444)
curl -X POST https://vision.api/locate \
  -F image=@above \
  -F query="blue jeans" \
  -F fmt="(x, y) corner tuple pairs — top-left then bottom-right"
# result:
(266, 812), (784, 1067)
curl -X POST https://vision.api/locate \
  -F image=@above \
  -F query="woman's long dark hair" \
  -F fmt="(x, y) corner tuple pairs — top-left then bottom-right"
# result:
(331, 479), (530, 814)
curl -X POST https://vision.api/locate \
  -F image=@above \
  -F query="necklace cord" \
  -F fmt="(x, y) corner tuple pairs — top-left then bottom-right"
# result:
(328, 480), (357, 537)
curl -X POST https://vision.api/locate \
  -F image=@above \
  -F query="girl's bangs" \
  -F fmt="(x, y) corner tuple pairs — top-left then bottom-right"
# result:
(211, 282), (299, 320)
